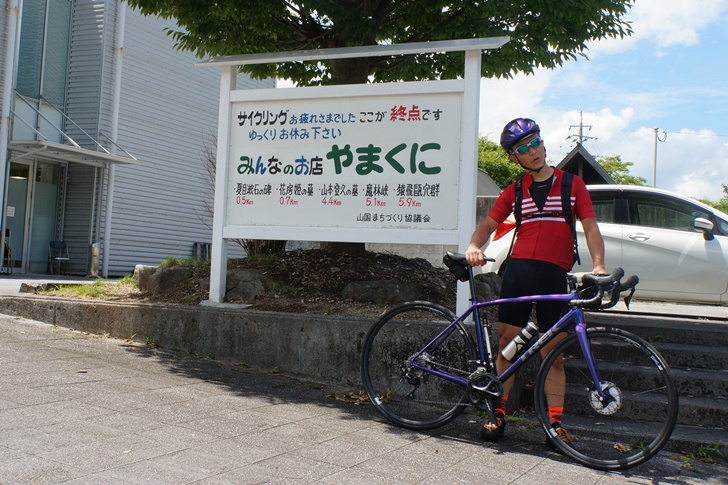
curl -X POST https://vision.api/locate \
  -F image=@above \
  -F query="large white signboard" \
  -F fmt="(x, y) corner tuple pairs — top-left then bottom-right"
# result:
(223, 81), (464, 243)
(200, 39), (507, 304)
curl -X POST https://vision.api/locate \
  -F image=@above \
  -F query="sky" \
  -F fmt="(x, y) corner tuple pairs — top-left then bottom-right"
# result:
(478, 0), (728, 202)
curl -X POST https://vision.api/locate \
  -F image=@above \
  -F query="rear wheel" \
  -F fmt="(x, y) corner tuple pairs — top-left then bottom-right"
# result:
(361, 302), (476, 430)
(534, 327), (678, 471)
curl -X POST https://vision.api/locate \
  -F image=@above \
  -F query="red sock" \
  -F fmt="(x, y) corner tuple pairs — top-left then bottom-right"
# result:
(496, 395), (508, 416)
(549, 406), (564, 426)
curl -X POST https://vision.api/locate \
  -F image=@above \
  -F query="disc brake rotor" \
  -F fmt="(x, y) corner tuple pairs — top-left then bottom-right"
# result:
(589, 381), (623, 415)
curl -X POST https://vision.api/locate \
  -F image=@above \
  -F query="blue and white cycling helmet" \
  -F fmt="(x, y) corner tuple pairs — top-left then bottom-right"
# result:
(500, 118), (540, 153)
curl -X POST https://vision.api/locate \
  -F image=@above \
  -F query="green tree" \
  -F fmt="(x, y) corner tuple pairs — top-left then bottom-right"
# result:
(477, 137), (522, 189)
(597, 155), (647, 186)
(699, 184), (728, 214)
(127, 0), (633, 85)
(127, 0), (633, 251)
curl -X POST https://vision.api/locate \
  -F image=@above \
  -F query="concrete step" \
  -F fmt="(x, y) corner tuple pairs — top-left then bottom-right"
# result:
(521, 382), (728, 430)
(472, 410), (727, 457)
(677, 394), (728, 429)
(587, 311), (728, 346)
(564, 387), (728, 428)
(580, 333), (728, 397)
(652, 342), (728, 371)
(670, 366), (728, 400)
(538, 353), (728, 428)
(667, 421), (728, 454)
(578, 317), (728, 429)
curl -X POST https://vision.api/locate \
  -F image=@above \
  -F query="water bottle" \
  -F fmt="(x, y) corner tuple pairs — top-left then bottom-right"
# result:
(501, 321), (539, 361)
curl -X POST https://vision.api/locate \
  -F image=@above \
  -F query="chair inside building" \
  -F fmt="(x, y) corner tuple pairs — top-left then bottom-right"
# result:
(2, 228), (11, 274)
(48, 241), (70, 275)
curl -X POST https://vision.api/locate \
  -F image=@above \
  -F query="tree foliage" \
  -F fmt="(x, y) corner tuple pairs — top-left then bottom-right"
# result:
(126, 0), (633, 252)
(477, 137), (522, 189)
(699, 184), (728, 214)
(597, 155), (646, 186)
(126, 0), (633, 85)
(478, 143), (652, 191)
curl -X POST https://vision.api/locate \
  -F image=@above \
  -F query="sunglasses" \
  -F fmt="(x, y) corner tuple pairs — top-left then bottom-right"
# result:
(512, 137), (543, 155)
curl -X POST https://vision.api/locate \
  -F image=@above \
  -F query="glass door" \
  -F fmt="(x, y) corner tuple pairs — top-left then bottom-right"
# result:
(28, 162), (62, 273)
(3, 160), (64, 273)
(5, 162), (30, 272)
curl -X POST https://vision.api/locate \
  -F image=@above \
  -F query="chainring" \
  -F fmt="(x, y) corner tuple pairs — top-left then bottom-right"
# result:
(467, 369), (503, 411)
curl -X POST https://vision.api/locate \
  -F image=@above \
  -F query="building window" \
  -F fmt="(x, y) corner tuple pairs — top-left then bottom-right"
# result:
(16, 0), (72, 105)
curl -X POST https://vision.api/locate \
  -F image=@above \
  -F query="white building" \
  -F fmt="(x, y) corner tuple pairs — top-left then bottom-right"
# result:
(0, 0), (272, 276)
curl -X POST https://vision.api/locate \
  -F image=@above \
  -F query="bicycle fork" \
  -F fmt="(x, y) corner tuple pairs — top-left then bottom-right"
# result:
(574, 315), (620, 412)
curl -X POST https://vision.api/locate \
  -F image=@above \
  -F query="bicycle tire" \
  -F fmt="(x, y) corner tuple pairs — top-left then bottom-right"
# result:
(361, 301), (477, 430)
(534, 327), (678, 471)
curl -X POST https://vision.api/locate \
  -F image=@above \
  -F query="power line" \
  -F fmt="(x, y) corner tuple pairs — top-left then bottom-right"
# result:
(663, 130), (728, 138)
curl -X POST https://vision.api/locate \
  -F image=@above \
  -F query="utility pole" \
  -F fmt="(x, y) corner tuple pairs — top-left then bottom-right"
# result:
(568, 111), (596, 145)
(652, 128), (667, 188)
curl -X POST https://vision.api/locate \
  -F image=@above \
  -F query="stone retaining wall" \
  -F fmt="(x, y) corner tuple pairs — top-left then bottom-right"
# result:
(0, 296), (373, 386)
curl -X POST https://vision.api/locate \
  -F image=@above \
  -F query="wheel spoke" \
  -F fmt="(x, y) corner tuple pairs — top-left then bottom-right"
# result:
(535, 328), (678, 471)
(361, 302), (476, 430)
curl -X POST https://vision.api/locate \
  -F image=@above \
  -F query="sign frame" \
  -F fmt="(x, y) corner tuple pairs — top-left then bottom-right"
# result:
(199, 38), (509, 307)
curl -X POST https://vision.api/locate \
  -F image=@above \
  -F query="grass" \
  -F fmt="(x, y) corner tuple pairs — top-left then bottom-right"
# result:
(472, 409), (539, 430)
(118, 275), (136, 285)
(38, 277), (138, 300)
(159, 257), (198, 268)
(682, 441), (725, 472)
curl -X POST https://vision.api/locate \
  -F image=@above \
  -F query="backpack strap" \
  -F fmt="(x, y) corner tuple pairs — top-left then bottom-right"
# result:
(561, 172), (573, 228)
(514, 177), (524, 229)
(505, 177), (524, 262)
(560, 172), (581, 265)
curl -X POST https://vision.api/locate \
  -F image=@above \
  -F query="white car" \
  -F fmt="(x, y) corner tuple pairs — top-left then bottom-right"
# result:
(483, 185), (728, 305)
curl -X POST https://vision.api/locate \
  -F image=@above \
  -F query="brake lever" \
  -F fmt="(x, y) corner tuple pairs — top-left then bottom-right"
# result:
(623, 287), (636, 309)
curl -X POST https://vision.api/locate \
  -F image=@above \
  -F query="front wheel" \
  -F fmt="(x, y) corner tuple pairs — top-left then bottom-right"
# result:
(534, 327), (678, 471)
(361, 302), (476, 430)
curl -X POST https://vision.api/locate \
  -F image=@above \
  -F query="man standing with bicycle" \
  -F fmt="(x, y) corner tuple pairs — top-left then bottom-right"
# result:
(465, 117), (606, 443)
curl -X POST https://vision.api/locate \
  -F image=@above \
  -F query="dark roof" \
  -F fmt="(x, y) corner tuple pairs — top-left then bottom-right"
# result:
(556, 144), (615, 185)
(477, 168), (501, 196)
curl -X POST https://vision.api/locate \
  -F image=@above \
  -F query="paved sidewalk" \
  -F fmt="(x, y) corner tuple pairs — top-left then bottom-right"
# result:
(0, 275), (94, 296)
(1, 314), (726, 484)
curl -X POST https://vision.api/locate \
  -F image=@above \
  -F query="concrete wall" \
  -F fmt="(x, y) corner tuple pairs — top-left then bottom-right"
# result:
(0, 296), (373, 387)
(3, 294), (726, 388)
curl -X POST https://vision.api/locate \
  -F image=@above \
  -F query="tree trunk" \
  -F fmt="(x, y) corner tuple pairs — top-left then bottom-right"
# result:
(329, 57), (371, 84)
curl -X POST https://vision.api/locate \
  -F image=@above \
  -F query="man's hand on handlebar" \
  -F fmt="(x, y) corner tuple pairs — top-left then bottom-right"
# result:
(591, 266), (607, 276)
(571, 268), (640, 309)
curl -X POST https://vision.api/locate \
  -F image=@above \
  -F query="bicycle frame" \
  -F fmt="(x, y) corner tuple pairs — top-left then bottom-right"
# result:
(364, 258), (673, 471)
(408, 288), (607, 402)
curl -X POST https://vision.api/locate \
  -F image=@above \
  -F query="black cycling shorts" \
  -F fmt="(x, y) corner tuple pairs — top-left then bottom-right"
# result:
(498, 258), (568, 333)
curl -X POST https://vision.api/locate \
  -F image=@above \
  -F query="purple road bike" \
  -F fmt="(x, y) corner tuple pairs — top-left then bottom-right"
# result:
(361, 252), (678, 471)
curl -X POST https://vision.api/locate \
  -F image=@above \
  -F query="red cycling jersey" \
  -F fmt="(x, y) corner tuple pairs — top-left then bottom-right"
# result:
(489, 168), (595, 271)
